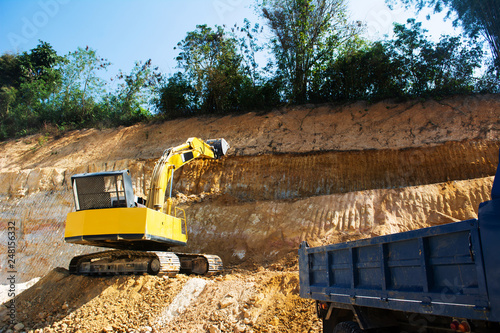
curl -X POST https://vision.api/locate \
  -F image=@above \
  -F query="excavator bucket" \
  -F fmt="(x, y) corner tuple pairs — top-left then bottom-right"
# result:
(207, 138), (230, 159)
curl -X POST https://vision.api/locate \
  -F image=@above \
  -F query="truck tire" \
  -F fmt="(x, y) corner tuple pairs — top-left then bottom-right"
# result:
(333, 321), (363, 333)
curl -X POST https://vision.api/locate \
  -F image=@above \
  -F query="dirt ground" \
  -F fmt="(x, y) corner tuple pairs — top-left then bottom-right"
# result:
(1, 94), (500, 332)
(1, 264), (320, 333)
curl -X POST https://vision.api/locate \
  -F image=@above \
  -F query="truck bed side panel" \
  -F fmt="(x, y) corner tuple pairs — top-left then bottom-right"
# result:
(300, 216), (498, 321)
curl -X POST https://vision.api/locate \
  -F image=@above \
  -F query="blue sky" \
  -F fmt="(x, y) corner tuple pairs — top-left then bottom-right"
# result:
(0, 0), (459, 80)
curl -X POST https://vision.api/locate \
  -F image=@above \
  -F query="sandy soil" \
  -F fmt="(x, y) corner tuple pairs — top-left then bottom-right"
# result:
(1, 94), (499, 173)
(1, 94), (500, 332)
(1, 265), (320, 333)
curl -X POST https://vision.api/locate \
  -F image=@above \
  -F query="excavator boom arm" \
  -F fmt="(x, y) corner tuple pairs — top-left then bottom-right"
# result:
(146, 137), (229, 212)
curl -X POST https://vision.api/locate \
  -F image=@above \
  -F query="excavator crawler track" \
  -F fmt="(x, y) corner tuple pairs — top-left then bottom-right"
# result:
(177, 254), (224, 276)
(69, 250), (160, 275)
(68, 250), (222, 276)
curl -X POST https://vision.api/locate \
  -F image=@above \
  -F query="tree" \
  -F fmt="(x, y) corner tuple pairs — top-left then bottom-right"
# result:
(13, 41), (63, 124)
(0, 41), (64, 139)
(18, 40), (63, 84)
(235, 19), (266, 88)
(386, 0), (500, 69)
(175, 24), (244, 113)
(57, 46), (110, 124)
(310, 19), (484, 102)
(388, 19), (483, 96)
(156, 72), (198, 118)
(0, 54), (21, 118)
(105, 59), (160, 124)
(258, 0), (358, 103)
(0, 53), (21, 88)
(310, 41), (402, 102)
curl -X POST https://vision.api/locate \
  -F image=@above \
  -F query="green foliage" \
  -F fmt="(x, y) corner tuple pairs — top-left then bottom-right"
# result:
(1, 1), (499, 141)
(156, 22), (283, 117)
(156, 72), (198, 118)
(0, 53), (21, 88)
(235, 19), (284, 109)
(311, 19), (485, 103)
(0, 42), (158, 140)
(386, 0), (500, 70)
(104, 59), (160, 125)
(236, 19), (266, 86)
(18, 40), (64, 84)
(310, 42), (402, 102)
(258, 0), (359, 103)
(174, 24), (246, 113)
(0, 41), (64, 139)
(55, 46), (110, 125)
(389, 19), (483, 97)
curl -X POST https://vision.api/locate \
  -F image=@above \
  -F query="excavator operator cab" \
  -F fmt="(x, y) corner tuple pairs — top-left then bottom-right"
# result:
(71, 170), (136, 211)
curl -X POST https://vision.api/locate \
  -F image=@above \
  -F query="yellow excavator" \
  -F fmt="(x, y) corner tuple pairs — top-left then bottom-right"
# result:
(64, 137), (229, 276)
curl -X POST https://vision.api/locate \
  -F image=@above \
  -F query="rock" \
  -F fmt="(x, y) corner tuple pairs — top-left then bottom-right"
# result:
(139, 326), (152, 333)
(233, 323), (246, 333)
(208, 325), (220, 333)
(242, 309), (251, 319)
(13, 323), (25, 331)
(220, 297), (235, 309)
(61, 303), (69, 310)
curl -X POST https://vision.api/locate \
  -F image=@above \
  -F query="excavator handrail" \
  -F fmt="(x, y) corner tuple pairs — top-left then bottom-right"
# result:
(175, 207), (187, 236)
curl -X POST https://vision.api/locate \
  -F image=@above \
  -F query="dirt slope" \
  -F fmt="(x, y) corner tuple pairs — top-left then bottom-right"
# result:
(1, 94), (500, 332)
(1, 94), (499, 173)
(1, 266), (319, 333)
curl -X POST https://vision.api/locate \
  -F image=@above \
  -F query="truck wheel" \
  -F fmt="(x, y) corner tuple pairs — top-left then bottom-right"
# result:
(333, 321), (363, 333)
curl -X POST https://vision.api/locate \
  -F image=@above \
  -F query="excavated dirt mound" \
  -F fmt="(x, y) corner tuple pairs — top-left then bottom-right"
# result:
(1, 267), (319, 333)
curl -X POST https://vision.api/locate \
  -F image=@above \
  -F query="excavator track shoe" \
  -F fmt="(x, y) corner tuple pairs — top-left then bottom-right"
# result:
(156, 252), (181, 276)
(176, 254), (223, 275)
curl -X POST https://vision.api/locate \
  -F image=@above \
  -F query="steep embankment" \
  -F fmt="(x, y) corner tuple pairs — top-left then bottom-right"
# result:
(2, 94), (500, 172)
(1, 94), (499, 280)
(1, 94), (500, 332)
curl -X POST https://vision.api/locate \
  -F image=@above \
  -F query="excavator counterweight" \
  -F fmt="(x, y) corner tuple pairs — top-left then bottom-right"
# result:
(64, 138), (229, 276)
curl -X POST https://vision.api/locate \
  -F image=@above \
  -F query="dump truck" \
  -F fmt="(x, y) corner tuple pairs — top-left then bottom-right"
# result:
(64, 137), (229, 276)
(299, 152), (500, 333)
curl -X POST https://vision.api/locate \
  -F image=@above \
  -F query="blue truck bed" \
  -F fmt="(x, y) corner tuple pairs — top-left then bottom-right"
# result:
(299, 153), (500, 332)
